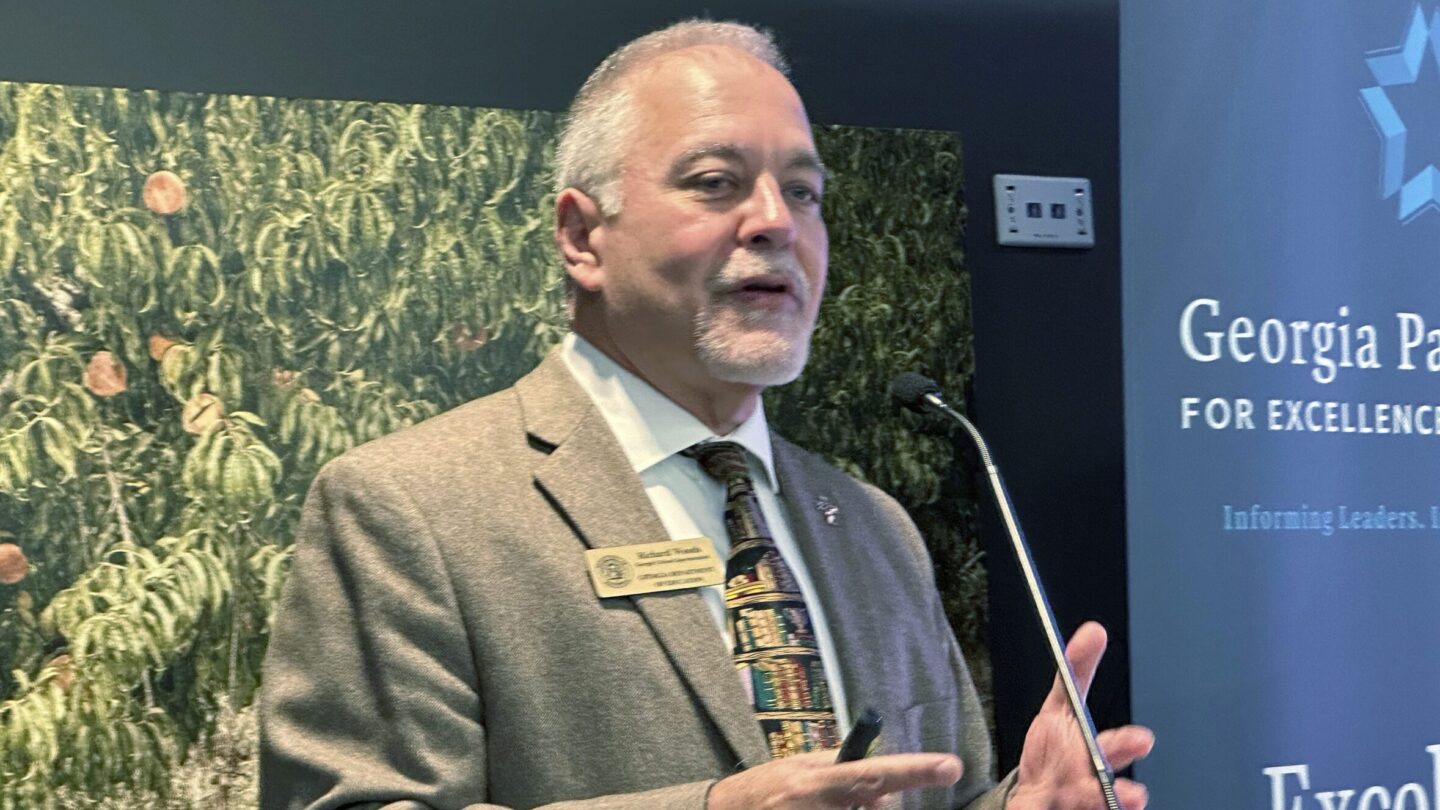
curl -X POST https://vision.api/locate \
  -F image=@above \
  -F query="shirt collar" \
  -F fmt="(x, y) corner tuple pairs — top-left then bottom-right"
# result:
(560, 332), (778, 490)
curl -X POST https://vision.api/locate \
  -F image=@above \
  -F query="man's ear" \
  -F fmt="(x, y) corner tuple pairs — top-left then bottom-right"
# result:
(555, 188), (607, 293)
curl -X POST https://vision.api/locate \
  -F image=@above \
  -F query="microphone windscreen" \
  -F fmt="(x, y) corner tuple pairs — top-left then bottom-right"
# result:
(888, 372), (942, 412)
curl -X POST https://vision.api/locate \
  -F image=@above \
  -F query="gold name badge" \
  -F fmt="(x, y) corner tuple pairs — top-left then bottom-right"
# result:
(585, 538), (724, 598)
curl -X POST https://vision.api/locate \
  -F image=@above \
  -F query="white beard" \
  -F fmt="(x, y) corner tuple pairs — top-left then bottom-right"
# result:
(693, 251), (816, 386)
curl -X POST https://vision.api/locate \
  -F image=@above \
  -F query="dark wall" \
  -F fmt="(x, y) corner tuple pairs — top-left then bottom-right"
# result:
(943, 3), (1129, 772)
(0, 0), (1126, 773)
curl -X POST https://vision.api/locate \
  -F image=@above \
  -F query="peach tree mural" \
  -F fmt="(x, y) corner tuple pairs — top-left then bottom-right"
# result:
(0, 81), (978, 806)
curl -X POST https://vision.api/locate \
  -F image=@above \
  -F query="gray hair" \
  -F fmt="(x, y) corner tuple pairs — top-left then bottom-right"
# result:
(554, 19), (790, 215)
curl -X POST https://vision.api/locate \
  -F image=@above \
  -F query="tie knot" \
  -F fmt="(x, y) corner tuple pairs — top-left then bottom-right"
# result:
(683, 441), (752, 485)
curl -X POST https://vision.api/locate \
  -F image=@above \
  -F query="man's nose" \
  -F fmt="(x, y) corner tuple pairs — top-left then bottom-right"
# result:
(737, 175), (796, 249)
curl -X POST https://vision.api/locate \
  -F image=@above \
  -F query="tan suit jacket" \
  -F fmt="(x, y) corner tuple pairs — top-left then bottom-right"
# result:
(260, 350), (1015, 809)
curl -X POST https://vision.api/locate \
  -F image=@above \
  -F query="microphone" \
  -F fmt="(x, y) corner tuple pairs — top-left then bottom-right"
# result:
(889, 372), (1124, 810)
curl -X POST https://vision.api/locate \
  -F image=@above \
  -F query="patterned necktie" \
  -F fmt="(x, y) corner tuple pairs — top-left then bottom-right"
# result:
(683, 440), (839, 758)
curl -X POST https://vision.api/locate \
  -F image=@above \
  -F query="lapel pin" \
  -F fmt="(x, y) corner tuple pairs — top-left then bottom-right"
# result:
(814, 496), (840, 525)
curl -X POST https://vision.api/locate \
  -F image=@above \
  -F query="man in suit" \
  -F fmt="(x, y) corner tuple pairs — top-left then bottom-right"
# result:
(260, 19), (1153, 810)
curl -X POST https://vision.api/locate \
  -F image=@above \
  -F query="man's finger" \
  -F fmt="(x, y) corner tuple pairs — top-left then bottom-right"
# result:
(1115, 777), (1149, 809)
(813, 753), (963, 806)
(1043, 621), (1108, 711)
(1097, 724), (1155, 772)
(1066, 622), (1108, 699)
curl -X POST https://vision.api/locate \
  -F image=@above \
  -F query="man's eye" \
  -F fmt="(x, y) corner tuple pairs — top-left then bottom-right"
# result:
(690, 174), (736, 194)
(787, 184), (823, 205)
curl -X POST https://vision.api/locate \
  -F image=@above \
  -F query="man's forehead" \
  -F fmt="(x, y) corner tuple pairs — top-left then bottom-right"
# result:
(668, 143), (828, 179)
(621, 47), (815, 157)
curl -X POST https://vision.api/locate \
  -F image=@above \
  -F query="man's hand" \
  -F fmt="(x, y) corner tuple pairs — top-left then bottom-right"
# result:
(1007, 622), (1155, 810)
(707, 750), (963, 809)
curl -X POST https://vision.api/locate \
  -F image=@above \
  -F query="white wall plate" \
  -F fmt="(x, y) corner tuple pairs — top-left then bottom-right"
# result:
(993, 174), (1094, 248)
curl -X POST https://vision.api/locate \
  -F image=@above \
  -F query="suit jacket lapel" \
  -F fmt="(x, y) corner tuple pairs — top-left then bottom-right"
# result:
(516, 350), (770, 768)
(772, 438), (878, 725)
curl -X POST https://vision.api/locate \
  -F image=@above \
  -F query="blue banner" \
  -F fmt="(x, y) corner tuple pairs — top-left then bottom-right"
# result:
(1123, 1), (1440, 806)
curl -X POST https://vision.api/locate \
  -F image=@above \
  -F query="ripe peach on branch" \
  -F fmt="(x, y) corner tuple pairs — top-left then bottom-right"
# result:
(0, 543), (29, 585)
(143, 170), (187, 215)
(83, 351), (127, 397)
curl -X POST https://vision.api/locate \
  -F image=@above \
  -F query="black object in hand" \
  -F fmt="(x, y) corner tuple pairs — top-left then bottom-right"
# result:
(835, 708), (883, 763)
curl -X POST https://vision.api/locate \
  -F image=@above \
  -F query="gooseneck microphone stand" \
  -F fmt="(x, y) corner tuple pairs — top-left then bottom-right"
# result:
(891, 373), (1123, 810)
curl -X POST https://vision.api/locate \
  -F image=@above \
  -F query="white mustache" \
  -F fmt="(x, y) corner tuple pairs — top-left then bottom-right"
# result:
(706, 251), (811, 307)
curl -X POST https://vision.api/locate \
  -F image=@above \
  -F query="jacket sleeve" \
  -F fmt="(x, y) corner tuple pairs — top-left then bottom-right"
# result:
(871, 488), (1018, 810)
(945, 595), (1018, 810)
(258, 454), (716, 810)
(961, 771), (1018, 810)
(940, 552), (1018, 810)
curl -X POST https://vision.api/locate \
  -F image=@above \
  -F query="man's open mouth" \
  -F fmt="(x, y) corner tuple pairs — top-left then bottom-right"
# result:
(733, 274), (793, 296)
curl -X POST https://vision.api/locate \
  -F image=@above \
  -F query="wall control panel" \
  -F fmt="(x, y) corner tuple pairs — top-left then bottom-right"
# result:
(993, 174), (1094, 249)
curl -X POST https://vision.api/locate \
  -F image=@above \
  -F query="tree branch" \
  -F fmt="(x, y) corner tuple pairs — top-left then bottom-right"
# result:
(99, 433), (134, 547)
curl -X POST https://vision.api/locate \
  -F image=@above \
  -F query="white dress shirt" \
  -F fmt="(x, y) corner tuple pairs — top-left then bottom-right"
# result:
(561, 332), (852, 735)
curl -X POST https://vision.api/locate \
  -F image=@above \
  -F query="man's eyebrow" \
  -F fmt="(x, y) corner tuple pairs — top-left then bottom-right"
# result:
(669, 144), (746, 178)
(667, 144), (830, 180)
(785, 150), (830, 181)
